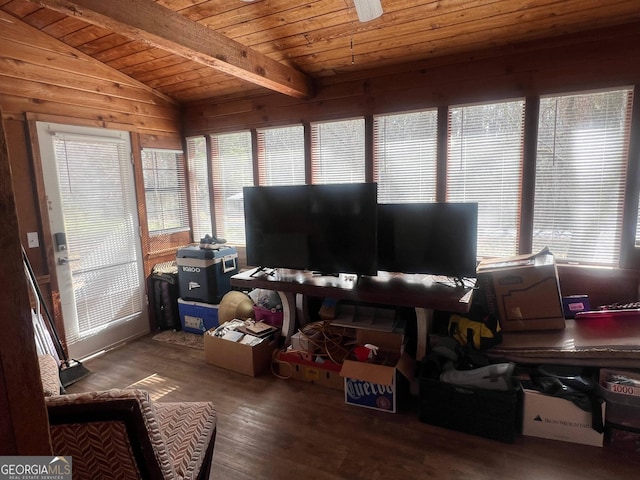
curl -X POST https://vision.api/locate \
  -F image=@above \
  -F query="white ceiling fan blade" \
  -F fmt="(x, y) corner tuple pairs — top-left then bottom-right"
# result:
(354, 0), (383, 22)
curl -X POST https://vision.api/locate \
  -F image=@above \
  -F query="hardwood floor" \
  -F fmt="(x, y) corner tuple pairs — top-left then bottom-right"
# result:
(66, 333), (640, 480)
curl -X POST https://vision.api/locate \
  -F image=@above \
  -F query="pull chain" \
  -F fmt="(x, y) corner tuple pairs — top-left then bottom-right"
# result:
(351, 38), (354, 64)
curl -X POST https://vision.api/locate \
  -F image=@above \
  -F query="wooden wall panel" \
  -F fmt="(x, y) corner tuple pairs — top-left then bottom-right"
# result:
(0, 14), (183, 362)
(183, 21), (640, 135)
(0, 10), (180, 134)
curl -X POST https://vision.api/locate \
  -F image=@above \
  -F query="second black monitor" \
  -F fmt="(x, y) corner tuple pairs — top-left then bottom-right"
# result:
(377, 202), (478, 277)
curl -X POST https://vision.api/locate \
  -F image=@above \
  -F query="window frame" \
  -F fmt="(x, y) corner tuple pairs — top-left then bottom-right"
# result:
(194, 85), (640, 270)
(531, 87), (634, 267)
(141, 147), (190, 237)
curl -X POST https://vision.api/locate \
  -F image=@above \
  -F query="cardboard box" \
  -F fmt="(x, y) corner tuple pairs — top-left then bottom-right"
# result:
(340, 330), (412, 413)
(476, 250), (565, 331)
(522, 389), (606, 447)
(331, 304), (397, 332)
(204, 329), (274, 376)
(276, 351), (343, 390)
(598, 369), (640, 430)
(178, 298), (219, 334)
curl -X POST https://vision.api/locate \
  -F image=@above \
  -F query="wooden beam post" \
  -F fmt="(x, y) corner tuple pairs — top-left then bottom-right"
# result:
(30, 0), (315, 99)
(0, 110), (51, 455)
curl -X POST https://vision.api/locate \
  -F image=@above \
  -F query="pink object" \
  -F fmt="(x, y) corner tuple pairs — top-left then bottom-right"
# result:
(253, 305), (283, 327)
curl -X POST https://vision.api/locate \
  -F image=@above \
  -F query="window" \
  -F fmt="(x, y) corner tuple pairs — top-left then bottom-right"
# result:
(534, 88), (634, 265)
(141, 148), (189, 235)
(186, 136), (211, 242)
(447, 100), (525, 258)
(257, 125), (305, 185)
(198, 88), (637, 269)
(210, 132), (254, 244)
(373, 110), (438, 203)
(311, 118), (365, 184)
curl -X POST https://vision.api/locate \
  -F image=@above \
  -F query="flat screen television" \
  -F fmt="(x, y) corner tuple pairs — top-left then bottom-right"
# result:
(377, 202), (478, 278)
(243, 183), (378, 276)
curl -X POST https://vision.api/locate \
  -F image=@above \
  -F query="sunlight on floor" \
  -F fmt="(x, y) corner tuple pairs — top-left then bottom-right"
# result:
(127, 373), (179, 401)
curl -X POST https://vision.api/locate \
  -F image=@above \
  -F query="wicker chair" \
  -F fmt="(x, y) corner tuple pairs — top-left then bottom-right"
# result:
(38, 355), (216, 480)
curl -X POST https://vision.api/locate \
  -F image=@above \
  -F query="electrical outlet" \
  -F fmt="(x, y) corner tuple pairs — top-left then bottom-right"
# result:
(27, 231), (39, 248)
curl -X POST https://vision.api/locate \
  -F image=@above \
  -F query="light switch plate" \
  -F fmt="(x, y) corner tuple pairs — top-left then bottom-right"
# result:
(27, 231), (39, 248)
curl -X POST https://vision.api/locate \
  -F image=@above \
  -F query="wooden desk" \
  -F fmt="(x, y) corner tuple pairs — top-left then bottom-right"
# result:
(488, 317), (640, 368)
(230, 268), (475, 359)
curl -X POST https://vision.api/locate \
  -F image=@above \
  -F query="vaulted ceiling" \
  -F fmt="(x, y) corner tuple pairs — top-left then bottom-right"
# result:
(3, 0), (640, 104)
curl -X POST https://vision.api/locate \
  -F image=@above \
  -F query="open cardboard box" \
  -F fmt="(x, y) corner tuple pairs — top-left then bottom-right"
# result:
(276, 350), (343, 390)
(340, 330), (414, 413)
(204, 328), (275, 377)
(522, 389), (606, 447)
(476, 249), (565, 332)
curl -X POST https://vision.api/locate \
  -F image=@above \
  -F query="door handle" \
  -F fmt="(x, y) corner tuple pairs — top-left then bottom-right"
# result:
(58, 257), (79, 265)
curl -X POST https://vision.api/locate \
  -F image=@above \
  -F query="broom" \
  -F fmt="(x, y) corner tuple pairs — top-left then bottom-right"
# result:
(22, 246), (90, 387)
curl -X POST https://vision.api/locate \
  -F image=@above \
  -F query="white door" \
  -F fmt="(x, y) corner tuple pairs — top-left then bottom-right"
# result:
(36, 122), (149, 359)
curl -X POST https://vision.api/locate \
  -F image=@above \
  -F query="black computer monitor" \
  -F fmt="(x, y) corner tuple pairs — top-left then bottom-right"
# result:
(243, 183), (378, 276)
(377, 202), (478, 277)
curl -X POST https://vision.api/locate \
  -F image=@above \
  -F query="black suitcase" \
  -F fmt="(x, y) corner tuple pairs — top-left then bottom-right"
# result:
(149, 261), (181, 330)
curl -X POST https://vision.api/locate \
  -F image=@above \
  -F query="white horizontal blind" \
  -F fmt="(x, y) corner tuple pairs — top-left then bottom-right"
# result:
(373, 110), (438, 203)
(534, 88), (633, 265)
(52, 134), (143, 345)
(257, 125), (305, 185)
(186, 136), (211, 242)
(210, 132), (254, 245)
(447, 100), (525, 258)
(311, 118), (365, 184)
(141, 148), (189, 235)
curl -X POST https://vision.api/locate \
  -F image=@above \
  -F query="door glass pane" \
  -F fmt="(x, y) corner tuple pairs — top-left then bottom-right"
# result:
(52, 134), (144, 346)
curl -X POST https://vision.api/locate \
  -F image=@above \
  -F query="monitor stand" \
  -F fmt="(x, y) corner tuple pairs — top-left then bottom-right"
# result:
(311, 271), (340, 277)
(434, 275), (476, 289)
(250, 266), (276, 277)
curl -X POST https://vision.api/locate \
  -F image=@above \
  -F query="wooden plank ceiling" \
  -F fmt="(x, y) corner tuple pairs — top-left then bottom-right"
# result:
(2, 0), (640, 104)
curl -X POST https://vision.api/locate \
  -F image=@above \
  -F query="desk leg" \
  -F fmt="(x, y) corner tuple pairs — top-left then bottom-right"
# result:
(277, 291), (297, 344)
(296, 293), (309, 328)
(415, 307), (433, 362)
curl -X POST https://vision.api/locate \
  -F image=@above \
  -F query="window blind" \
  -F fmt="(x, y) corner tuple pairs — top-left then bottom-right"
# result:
(257, 125), (305, 186)
(210, 132), (254, 245)
(52, 134), (143, 346)
(186, 136), (212, 242)
(310, 118), (365, 184)
(447, 100), (525, 258)
(373, 110), (438, 203)
(534, 88), (633, 265)
(141, 148), (189, 235)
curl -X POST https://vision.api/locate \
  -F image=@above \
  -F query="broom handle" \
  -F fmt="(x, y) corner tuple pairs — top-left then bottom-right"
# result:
(22, 245), (70, 363)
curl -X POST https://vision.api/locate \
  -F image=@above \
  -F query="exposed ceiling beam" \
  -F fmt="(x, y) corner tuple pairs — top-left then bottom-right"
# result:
(29, 0), (315, 99)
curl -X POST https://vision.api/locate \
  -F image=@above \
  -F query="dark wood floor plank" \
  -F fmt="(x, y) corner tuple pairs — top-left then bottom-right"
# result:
(65, 334), (640, 480)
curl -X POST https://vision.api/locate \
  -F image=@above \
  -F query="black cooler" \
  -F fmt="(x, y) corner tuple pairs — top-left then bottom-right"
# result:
(176, 245), (238, 303)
